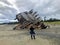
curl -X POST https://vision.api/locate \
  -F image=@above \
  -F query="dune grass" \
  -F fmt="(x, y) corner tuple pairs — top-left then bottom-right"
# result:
(44, 21), (60, 25)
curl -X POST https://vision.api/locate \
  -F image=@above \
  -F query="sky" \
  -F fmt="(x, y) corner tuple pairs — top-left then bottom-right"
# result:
(0, 0), (60, 22)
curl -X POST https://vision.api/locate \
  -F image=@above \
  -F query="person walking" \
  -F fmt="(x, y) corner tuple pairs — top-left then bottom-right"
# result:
(29, 26), (36, 39)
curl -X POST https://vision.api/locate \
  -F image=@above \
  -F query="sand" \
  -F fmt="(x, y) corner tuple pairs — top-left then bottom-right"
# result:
(0, 24), (60, 45)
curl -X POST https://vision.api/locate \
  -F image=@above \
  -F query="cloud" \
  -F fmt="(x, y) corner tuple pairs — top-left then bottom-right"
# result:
(0, 14), (6, 19)
(0, 19), (18, 23)
(0, 0), (60, 21)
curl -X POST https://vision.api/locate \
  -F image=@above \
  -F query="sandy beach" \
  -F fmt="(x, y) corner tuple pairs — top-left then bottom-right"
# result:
(0, 24), (60, 45)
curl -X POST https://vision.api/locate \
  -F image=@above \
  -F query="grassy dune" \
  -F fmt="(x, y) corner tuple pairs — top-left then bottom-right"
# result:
(44, 21), (60, 25)
(0, 24), (60, 45)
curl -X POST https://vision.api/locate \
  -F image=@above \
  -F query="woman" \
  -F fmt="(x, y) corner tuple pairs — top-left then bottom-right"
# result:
(29, 26), (35, 39)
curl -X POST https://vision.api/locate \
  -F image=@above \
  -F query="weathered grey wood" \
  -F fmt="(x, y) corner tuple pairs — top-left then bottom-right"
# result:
(13, 9), (47, 30)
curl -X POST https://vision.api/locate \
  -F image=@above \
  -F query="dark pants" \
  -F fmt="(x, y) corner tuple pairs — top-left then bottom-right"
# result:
(31, 34), (35, 39)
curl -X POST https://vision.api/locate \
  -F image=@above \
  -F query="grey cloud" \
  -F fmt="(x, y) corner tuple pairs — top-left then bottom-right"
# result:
(0, 0), (60, 20)
(15, 0), (35, 11)
(0, 0), (12, 5)
(0, 6), (17, 19)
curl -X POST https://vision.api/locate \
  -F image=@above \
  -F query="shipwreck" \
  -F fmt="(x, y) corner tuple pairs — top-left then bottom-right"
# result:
(13, 9), (47, 30)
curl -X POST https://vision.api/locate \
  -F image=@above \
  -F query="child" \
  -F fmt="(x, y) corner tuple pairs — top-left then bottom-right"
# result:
(29, 26), (35, 39)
